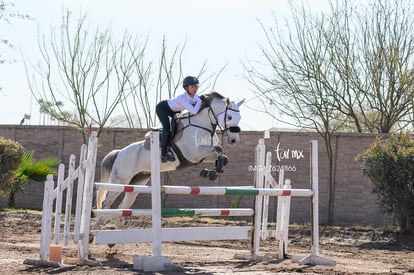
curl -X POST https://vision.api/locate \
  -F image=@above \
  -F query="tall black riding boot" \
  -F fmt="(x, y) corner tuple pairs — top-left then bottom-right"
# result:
(160, 131), (170, 163)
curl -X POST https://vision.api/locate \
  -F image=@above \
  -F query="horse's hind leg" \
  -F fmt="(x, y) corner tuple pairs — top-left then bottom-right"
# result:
(93, 189), (122, 231)
(101, 190), (122, 209)
(118, 175), (151, 209)
(118, 191), (139, 210)
(117, 175), (150, 229)
(96, 189), (108, 210)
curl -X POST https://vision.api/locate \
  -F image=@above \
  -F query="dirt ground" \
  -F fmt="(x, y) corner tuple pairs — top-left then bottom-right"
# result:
(1, 209), (414, 274)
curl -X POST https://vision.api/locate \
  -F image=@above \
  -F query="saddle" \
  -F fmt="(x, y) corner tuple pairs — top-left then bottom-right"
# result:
(142, 115), (198, 167)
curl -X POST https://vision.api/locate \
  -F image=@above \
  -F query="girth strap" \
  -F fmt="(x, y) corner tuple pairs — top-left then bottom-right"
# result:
(170, 142), (203, 168)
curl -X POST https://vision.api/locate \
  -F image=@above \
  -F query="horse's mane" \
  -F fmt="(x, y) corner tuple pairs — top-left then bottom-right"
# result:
(200, 91), (226, 110)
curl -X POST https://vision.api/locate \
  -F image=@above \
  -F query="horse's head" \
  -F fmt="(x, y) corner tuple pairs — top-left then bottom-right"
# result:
(203, 92), (244, 145)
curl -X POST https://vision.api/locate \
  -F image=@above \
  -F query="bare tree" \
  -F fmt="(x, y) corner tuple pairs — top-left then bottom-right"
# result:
(117, 36), (187, 129)
(244, 2), (345, 225)
(244, 0), (414, 224)
(25, 10), (224, 137)
(118, 35), (222, 129)
(24, 11), (138, 142)
(355, 0), (414, 132)
(322, 0), (414, 133)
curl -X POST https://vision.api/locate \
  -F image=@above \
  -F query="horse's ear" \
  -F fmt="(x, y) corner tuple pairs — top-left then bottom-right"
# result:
(226, 98), (231, 107)
(237, 98), (245, 107)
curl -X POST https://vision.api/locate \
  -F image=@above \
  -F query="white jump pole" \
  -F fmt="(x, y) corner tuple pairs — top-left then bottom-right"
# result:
(39, 175), (54, 261)
(292, 140), (336, 266)
(53, 163), (65, 245)
(311, 139), (320, 256)
(150, 129), (162, 257)
(260, 151), (272, 240)
(260, 130), (271, 241)
(251, 138), (266, 257)
(133, 129), (172, 272)
(279, 178), (291, 256)
(63, 154), (76, 246)
(74, 144), (88, 244)
(78, 132), (98, 264)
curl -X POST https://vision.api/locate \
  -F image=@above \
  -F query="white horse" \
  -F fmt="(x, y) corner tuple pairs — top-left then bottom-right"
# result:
(96, 92), (244, 211)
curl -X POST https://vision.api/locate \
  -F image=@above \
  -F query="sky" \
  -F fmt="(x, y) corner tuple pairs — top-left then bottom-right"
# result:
(0, 0), (330, 131)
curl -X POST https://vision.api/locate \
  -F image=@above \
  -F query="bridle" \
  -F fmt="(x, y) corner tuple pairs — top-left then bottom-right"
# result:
(176, 98), (241, 144)
(210, 100), (241, 135)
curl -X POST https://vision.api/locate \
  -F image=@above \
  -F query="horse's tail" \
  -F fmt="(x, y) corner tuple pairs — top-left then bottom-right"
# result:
(96, 150), (119, 209)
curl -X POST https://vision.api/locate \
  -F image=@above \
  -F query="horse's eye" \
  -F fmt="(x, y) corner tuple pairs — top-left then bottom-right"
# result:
(228, 116), (232, 120)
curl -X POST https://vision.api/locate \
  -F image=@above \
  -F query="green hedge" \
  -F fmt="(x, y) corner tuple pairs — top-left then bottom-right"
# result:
(357, 133), (414, 234)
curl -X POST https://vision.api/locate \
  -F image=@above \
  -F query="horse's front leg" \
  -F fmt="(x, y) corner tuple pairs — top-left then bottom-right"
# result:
(197, 145), (229, 180)
(211, 145), (229, 170)
(194, 144), (222, 159)
(215, 154), (229, 173)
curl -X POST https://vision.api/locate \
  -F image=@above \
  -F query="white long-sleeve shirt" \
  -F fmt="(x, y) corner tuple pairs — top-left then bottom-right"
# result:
(167, 92), (202, 115)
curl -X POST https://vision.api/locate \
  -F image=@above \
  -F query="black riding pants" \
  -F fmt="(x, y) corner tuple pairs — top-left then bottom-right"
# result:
(156, 100), (178, 132)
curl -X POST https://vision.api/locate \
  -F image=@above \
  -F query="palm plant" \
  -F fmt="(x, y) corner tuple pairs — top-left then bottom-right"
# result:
(9, 152), (59, 208)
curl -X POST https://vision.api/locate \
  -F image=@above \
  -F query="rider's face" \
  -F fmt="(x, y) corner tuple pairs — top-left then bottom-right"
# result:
(187, 84), (199, 96)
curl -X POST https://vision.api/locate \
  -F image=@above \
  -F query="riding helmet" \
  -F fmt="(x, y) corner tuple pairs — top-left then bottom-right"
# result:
(182, 76), (199, 88)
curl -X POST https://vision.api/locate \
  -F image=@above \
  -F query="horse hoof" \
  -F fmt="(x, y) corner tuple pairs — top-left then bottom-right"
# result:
(200, 168), (208, 178)
(208, 170), (218, 181)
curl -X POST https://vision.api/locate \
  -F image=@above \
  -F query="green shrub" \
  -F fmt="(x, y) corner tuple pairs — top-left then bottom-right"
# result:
(356, 133), (414, 234)
(0, 137), (59, 207)
(9, 152), (59, 207)
(0, 137), (25, 195)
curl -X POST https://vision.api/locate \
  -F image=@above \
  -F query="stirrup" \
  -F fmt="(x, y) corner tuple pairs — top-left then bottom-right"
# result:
(161, 151), (175, 162)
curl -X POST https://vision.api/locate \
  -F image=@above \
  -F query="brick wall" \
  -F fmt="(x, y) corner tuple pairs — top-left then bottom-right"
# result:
(0, 125), (392, 226)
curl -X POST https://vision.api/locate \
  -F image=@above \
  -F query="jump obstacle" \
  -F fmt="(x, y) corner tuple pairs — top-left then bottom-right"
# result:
(36, 130), (335, 271)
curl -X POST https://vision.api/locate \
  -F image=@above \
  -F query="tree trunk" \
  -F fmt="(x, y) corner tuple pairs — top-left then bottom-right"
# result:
(8, 191), (15, 208)
(323, 133), (335, 226)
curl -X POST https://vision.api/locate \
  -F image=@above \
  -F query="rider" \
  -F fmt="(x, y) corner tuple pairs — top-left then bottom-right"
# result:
(156, 76), (203, 162)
